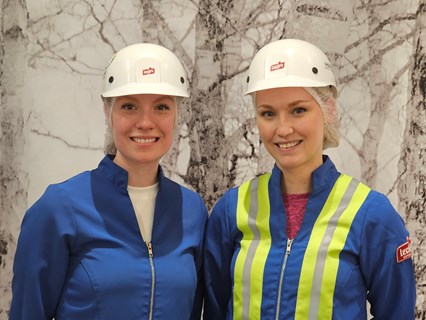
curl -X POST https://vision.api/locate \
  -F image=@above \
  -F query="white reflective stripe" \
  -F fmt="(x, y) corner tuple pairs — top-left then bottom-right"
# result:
(308, 178), (359, 319)
(295, 174), (371, 320)
(234, 174), (272, 320)
(241, 177), (260, 319)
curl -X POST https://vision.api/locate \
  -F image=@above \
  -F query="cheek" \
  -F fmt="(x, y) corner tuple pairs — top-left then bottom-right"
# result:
(310, 122), (325, 144)
(256, 121), (273, 141)
(110, 115), (129, 138)
(161, 117), (176, 136)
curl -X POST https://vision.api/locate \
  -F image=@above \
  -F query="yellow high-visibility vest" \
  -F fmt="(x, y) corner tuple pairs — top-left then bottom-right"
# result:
(233, 173), (370, 320)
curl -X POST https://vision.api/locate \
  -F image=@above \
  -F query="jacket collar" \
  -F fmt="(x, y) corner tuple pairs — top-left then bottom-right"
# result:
(98, 155), (165, 193)
(270, 155), (338, 194)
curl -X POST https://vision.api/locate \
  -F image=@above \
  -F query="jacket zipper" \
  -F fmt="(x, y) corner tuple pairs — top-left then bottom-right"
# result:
(275, 238), (294, 320)
(146, 242), (155, 320)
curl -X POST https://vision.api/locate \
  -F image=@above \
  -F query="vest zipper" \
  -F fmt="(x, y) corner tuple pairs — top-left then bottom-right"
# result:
(275, 238), (294, 320)
(146, 242), (155, 320)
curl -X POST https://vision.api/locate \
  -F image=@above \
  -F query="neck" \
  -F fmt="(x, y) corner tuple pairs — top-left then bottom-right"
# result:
(113, 156), (159, 187)
(127, 166), (158, 187)
(280, 167), (312, 195)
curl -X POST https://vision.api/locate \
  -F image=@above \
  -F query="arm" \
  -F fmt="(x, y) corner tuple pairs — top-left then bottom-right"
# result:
(190, 196), (208, 320)
(203, 192), (235, 320)
(360, 193), (416, 320)
(10, 185), (75, 320)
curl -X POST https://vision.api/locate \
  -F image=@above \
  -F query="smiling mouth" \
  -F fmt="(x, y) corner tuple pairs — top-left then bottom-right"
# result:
(132, 137), (158, 143)
(277, 141), (301, 149)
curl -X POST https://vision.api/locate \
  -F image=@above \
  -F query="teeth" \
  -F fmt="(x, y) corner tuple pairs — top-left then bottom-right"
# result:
(133, 137), (156, 143)
(278, 141), (299, 149)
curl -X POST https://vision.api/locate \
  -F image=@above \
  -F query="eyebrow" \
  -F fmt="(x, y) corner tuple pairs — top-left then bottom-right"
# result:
(116, 95), (175, 104)
(154, 95), (175, 103)
(289, 99), (313, 107)
(257, 99), (313, 108)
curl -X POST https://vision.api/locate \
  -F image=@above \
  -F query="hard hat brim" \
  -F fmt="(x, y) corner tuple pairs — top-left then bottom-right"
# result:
(245, 76), (337, 97)
(101, 83), (189, 98)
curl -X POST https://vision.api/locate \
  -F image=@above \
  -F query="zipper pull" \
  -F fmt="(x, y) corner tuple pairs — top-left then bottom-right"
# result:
(286, 239), (294, 256)
(146, 242), (154, 258)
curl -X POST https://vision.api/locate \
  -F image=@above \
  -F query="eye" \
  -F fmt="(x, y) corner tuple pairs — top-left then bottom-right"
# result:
(256, 107), (276, 119)
(261, 110), (275, 118)
(292, 106), (307, 115)
(156, 103), (171, 111)
(120, 103), (136, 111)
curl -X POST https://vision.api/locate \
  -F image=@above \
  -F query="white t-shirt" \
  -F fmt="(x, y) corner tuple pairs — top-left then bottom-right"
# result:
(127, 183), (159, 243)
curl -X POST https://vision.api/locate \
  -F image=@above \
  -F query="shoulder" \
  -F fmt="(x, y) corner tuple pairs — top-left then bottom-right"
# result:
(161, 176), (208, 219)
(337, 175), (405, 230)
(164, 176), (204, 202)
(35, 171), (87, 204)
(363, 189), (404, 225)
(45, 170), (92, 195)
(210, 174), (262, 220)
(25, 171), (91, 221)
(360, 188), (409, 245)
(213, 181), (248, 209)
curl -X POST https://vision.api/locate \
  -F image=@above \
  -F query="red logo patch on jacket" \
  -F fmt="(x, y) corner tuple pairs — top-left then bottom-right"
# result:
(396, 236), (412, 263)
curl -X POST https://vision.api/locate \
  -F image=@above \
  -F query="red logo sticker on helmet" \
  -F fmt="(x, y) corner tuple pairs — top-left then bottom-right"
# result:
(143, 67), (155, 75)
(396, 236), (412, 263)
(270, 61), (285, 72)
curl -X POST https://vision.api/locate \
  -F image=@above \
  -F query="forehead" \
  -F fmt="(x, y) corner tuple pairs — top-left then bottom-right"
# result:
(255, 87), (314, 105)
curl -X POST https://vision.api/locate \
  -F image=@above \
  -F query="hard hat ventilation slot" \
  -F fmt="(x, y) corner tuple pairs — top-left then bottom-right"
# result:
(180, 77), (185, 84)
(246, 76), (250, 83)
(108, 76), (114, 83)
(312, 67), (318, 75)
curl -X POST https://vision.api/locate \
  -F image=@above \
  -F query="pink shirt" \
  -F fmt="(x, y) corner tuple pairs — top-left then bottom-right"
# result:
(282, 193), (310, 239)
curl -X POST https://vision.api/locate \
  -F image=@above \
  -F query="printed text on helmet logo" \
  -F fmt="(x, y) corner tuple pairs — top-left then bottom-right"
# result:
(270, 62), (285, 72)
(143, 67), (155, 75)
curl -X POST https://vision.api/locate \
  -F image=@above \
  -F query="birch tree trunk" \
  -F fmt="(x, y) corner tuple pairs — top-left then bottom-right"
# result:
(0, 0), (28, 318)
(337, 0), (415, 192)
(360, 1), (388, 188)
(187, 0), (244, 208)
(398, 1), (426, 318)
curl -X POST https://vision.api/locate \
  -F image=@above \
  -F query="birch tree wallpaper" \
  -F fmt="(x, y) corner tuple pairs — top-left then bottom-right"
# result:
(1, 0), (425, 318)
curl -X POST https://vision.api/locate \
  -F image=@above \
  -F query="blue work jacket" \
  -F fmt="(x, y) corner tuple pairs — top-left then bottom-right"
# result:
(204, 156), (415, 320)
(11, 155), (207, 319)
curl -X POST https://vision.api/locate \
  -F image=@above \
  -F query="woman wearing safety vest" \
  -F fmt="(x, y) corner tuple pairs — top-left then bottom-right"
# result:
(10, 43), (207, 319)
(203, 39), (416, 319)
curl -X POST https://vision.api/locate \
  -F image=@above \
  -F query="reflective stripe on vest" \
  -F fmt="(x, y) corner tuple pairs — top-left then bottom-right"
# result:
(295, 174), (370, 319)
(233, 173), (272, 320)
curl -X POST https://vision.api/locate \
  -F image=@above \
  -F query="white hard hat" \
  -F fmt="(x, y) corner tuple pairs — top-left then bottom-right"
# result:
(102, 43), (189, 98)
(245, 39), (337, 97)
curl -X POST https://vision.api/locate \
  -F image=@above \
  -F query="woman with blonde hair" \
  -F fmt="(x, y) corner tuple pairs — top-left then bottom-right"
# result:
(11, 43), (207, 320)
(203, 39), (415, 319)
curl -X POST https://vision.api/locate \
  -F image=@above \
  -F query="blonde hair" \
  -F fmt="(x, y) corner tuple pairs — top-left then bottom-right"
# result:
(304, 86), (339, 149)
(102, 97), (116, 155)
(101, 96), (182, 155)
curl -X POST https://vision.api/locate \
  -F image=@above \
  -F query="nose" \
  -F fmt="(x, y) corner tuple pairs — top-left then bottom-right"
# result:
(135, 109), (154, 130)
(276, 115), (294, 137)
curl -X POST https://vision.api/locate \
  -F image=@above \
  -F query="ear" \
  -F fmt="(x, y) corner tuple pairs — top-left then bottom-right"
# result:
(325, 98), (337, 124)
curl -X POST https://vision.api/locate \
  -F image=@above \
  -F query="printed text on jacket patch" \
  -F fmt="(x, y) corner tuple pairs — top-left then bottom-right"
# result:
(396, 236), (412, 263)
